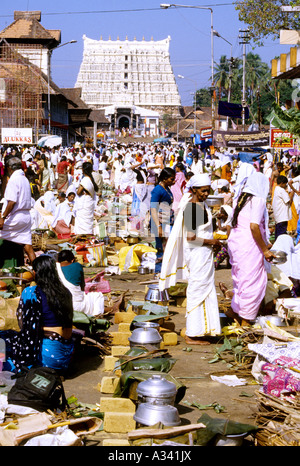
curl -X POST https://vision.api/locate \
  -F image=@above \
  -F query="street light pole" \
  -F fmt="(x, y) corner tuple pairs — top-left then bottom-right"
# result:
(213, 30), (233, 129)
(160, 4), (215, 128)
(47, 40), (77, 134)
(178, 74), (197, 137)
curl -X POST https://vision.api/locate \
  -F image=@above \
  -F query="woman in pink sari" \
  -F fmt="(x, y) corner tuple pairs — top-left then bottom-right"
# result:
(224, 172), (276, 324)
(171, 163), (186, 215)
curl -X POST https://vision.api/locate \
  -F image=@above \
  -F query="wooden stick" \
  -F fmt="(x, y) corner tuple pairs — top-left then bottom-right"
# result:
(128, 423), (206, 440)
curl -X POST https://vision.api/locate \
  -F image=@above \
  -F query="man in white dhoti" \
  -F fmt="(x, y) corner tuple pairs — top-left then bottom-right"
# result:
(159, 174), (222, 345)
(0, 157), (36, 263)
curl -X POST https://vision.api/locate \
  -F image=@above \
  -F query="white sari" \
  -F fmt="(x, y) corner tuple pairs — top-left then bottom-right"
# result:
(56, 263), (104, 317)
(159, 193), (221, 338)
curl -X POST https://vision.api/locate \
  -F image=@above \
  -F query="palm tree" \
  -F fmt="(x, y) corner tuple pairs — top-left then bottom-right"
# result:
(239, 52), (271, 105)
(214, 55), (231, 100)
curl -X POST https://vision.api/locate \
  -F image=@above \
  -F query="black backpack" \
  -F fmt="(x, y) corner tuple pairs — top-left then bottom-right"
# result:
(7, 366), (68, 413)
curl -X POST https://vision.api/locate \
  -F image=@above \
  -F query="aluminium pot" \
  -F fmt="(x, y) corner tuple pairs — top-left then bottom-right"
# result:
(206, 196), (224, 208)
(133, 402), (181, 427)
(138, 266), (150, 275)
(270, 250), (287, 264)
(136, 374), (177, 406)
(128, 326), (162, 350)
(145, 284), (169, 303)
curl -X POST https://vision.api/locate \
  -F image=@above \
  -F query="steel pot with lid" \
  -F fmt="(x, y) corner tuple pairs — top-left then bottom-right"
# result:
(128, 326), (162, 350)
(145, 283), (169, 303)
(133, 402), (181, 427)
(136, 374), (177, 406)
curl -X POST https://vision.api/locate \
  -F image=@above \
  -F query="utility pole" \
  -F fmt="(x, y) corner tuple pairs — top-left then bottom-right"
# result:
(239, 29), (250, 131)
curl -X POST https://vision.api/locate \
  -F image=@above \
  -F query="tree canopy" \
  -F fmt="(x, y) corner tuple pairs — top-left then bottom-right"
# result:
(235, 0), (300, 45)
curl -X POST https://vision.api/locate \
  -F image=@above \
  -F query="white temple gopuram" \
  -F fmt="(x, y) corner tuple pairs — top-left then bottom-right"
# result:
(75, 35), (181, 116)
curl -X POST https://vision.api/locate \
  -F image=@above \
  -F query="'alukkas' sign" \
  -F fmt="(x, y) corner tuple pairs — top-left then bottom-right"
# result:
(1, 128), (33, 145)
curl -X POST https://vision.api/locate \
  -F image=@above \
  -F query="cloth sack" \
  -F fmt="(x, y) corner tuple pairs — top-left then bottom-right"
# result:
(87, 244), (108, 267)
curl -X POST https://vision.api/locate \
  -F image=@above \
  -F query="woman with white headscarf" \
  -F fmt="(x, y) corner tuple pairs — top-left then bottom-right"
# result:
(159, 173), (223, 345)
(233, 162), (256, 201)
(73, 162), (98, 235)
(33, 191), (56, 229)
(224, 172), (276, 324)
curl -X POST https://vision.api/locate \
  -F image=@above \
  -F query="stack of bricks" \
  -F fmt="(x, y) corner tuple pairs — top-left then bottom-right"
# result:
(98, 304), (178, 443)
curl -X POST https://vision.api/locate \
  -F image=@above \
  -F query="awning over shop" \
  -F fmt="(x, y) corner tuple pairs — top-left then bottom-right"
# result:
(272, 45), (300, 80)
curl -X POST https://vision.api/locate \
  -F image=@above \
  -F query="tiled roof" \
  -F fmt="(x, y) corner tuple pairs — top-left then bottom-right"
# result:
(0, 11), (61, 45)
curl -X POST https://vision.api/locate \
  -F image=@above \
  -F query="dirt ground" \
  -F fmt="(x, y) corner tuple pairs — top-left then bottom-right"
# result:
(62, 264), (261, 446)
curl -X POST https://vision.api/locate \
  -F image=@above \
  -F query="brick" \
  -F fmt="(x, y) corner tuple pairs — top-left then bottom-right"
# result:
(103, 412), (136, 433)
(104, 356), (119, 372)
(110, 331), (131, 346)
(163, 332), (178, 346)
(100, 377), (119, 394)
(102, 439), (130, 446)
(114, 311), (136, 324)
(111, 346), (129, 357)
(176, 297), (187, 307)
(100, 397), (136, 413)
(118, 322), (131, 332)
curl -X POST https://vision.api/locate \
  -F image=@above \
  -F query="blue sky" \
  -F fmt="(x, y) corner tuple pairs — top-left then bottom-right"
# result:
(0, 1), (293, 106)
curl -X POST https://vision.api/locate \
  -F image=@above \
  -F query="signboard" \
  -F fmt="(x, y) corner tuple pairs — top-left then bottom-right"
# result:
(1, 128), (33, 145)
(212, 129), (270, 148)
(270, 128), (294, 149)
(200, 127), (212, 139)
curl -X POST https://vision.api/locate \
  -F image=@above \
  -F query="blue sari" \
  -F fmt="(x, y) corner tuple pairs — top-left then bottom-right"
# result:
(0, 286), (74, 373)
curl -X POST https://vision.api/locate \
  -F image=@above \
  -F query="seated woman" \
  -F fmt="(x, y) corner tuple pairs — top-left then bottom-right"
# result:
(57, 249), (126, 318)
(1, 255), (74, 374)
(34, 191), (56, 229)
(52, 187), (76, 237)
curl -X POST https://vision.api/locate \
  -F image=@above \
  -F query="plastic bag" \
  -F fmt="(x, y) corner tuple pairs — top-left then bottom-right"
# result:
(119, 244), (157, 273)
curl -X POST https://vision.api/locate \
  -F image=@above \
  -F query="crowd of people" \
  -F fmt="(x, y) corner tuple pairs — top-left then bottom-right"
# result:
(0, 139), (300, 367)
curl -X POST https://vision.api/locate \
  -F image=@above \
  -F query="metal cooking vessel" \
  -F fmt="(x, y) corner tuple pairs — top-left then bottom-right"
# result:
(270, 250), (287, 264)
(128, 236), (139, 245)
(145, 284), (169, 303)
(206, 196), (224, 208)
(138, 266), (150, 274)
(128, 326), (162, 349)
(133, 402), (181, 427)
(133, 321), (160, 329)
(136, 375), (177, 406)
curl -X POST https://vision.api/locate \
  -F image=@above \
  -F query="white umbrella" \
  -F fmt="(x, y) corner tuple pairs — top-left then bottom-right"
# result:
(38, 135), (62, 148)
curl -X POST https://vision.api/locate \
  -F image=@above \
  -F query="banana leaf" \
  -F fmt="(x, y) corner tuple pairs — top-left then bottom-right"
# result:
(116, 356), (176, 374)
(113, 370), (186, 402)
(195, 413), (258, 446)
(72, 310), (111, 331)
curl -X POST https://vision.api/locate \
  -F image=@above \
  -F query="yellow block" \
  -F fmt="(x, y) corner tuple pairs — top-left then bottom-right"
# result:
(110, 331), (131, 346)
(118, 322), (131, 332)
(104, 356), (119, 372)
(163, 332), (178, 346)
(100, 377), (120, 394)
(102, 439), (130, 446)
(100, 397), (136, 413)
(111, 346), (130, 357)
(114, 311), (136, 324)
(103, 412), (136, 433)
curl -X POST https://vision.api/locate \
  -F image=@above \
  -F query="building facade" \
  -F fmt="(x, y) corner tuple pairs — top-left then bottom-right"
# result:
(75, 35), (181, 116)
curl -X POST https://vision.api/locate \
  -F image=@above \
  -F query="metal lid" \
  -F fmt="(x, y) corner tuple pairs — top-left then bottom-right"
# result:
(128, 327), (162, 345)
(137, 375), (177, 397)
